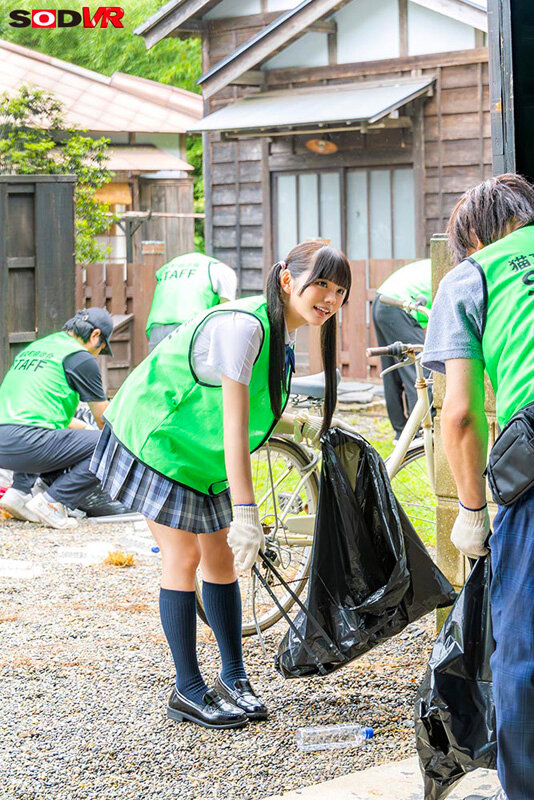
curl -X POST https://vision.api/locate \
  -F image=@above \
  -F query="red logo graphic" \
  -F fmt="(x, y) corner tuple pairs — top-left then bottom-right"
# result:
(32, 9), (56, 27)
(10, 7), (125, 29)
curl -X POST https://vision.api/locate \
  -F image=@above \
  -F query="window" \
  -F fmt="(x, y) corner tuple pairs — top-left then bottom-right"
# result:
(274, 167), (415, 261)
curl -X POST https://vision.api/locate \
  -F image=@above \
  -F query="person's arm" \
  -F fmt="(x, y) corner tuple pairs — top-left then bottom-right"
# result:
(88, 400), (109, 430)
(222, 375), (255, 504)
(441, 358), (488, 508)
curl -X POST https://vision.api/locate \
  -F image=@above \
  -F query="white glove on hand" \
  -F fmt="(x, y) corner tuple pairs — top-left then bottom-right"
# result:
(293, 412), (323, 444)
(227, 504), (265, 572)
(450, 503), (491, 558)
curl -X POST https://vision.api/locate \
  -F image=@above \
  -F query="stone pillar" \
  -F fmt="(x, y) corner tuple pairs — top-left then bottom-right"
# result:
(431, 234), (498, 628)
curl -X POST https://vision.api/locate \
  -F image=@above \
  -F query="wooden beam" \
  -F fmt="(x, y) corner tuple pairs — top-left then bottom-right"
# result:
(410, 0), (487, 32)
(138, 0), (219, 49)
(265, 47), (488, 88)
(399, 0), (408, 58)
(230, 70), (265, 86)
(201, 0), (354, 99)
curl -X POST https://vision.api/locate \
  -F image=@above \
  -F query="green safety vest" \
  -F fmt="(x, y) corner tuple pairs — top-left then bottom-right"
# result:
(145, 253), (221, 336)
(0, 332), (86, 429)
(106, 295), (289, 496)
(378, 259), (432, 327)
(470, 225), (534, 428)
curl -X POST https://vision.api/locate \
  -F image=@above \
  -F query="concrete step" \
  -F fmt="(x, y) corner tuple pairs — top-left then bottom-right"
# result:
(264, 757), (500, 800)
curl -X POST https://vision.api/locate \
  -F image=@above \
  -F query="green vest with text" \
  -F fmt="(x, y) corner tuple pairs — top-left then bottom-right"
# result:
(107, 296), (288, 495)
(0, 332), (86, 429)
(378, 259), (432, 327)
(145, 253), (221, 336)
(470, 225), (534, 428)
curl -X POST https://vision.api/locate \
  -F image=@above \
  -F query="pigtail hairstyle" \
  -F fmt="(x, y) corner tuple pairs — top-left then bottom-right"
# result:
(265, 260), (287, 421)
(447, 173), (534, 262)
(266, 242), (351, 436)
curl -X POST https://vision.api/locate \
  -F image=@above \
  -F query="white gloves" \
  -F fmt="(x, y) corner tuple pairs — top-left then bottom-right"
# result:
(450, 503), (491, 558)
(227, 504), (265, 572)
(293, 412), (323, 444)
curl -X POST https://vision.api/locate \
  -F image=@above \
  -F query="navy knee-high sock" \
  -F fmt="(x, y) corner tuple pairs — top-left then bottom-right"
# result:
(159, 587), (208, 704)
(202, 580), (247, 687)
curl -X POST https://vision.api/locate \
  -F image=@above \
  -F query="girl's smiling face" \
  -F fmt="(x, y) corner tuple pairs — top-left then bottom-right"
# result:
(280, 268), (347, 332)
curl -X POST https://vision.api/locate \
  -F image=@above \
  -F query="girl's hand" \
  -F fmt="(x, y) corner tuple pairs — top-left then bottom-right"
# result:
(227, 505), (265, 572)
(293, 412), (323, 444)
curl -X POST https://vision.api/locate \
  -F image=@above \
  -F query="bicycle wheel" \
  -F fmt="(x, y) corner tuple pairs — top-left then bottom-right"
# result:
(196, 436), (319, 636)
(388, 445), (436, 547)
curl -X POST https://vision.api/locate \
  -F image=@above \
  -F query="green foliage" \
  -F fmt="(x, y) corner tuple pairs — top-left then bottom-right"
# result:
(0, 0), (205, 250)
(0, 86), (115, 264)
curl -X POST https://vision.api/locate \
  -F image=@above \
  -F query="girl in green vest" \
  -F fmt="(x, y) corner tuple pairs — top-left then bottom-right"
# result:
(91, 241), (351, 730)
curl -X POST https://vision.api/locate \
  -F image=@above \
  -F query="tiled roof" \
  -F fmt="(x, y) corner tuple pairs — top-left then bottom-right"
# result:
(0, 38), (203, 133)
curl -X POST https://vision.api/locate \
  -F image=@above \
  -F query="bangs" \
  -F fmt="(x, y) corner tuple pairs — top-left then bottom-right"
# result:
(300, 246), (352, 301)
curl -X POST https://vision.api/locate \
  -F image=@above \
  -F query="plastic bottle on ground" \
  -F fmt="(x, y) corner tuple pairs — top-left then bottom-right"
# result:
(295, 723), (374, 752)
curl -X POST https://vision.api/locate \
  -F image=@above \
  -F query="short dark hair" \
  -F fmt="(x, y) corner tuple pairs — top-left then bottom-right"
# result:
(63, 315), (93, 342)
(447, 173), (534, 261)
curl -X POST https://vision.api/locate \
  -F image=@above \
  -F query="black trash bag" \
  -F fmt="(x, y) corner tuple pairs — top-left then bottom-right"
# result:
(276, 428), (456, 678)
(415, 557), (496, 800)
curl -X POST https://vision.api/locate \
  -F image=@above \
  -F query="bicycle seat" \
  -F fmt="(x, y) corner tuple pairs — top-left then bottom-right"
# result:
(290, 369), (341, 399)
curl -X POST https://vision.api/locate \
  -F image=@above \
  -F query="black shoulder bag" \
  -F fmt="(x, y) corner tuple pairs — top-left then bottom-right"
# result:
(485, 401), (534, 506)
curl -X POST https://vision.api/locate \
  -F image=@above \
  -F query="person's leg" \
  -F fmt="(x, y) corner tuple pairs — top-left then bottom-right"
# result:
(372, 298), (407, 436)
(148, 519), (209, 704)
(490, 488), (534, 800)
(11, 473), (35, 494)
(198, 530), (247, 686)
(396, 319), (426, 416)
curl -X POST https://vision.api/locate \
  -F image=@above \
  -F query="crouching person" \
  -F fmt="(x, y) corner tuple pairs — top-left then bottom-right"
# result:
(0, 308), (112, 529)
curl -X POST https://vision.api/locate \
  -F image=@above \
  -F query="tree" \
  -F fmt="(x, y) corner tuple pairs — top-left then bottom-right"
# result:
(0, 86), (114, 264)
(0, 0), (205, 249)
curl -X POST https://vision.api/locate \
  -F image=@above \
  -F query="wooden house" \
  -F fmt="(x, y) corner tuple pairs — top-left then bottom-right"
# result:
(136, 0), (490, 377)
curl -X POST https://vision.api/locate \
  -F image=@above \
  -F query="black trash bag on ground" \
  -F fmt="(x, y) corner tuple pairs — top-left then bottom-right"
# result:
(276, 428), (456, 678)
(76, 487), (130, 517)
(415, 557), (496, 800)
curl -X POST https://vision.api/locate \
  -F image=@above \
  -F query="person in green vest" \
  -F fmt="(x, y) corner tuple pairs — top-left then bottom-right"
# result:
(0, 308), (112, 529)
(90, 241), (351, 730)
(146, 252), (237, 352)
(422, 173), (534, 800)
(372, 259), (432, 439)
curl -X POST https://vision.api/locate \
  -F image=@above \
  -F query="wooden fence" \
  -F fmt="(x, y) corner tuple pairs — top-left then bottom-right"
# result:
(0, 175), (76, 378)
(75, 249), (164, 395)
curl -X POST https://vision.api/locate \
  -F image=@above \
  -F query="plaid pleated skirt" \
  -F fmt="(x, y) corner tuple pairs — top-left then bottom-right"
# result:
(90, 425), (232, 533)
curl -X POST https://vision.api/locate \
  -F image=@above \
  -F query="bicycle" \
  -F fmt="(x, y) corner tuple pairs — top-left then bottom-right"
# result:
(196, 295), (434, 636)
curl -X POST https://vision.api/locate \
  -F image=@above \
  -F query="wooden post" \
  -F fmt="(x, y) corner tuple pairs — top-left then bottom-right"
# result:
(132, 242), (165, 367)
(431, 234), (498, 628)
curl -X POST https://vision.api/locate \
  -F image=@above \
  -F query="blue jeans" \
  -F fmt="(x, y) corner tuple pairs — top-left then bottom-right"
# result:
(490, 486), (534, 799)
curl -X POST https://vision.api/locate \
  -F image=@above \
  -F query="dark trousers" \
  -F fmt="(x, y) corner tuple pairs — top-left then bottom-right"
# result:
(490, 487), (534, 799)
(0, 424), (100, 508)
(371, 296), (427, 436)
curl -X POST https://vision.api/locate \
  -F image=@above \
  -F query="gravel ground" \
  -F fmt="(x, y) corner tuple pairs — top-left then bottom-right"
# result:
(0, 515), (437, 800)
(1, 407), (440, 800)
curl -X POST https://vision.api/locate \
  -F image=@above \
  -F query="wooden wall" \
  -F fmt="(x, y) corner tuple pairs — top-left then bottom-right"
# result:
(203, 18), (491, 277)
(202, 18), (492, 374)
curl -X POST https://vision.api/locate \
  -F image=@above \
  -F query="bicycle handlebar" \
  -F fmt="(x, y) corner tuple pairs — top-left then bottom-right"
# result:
(378, 293), (431, 319)
(366, 341), (405, 359)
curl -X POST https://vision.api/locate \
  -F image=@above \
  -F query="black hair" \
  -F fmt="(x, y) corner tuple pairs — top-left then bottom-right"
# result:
(447, 173), (534, 261)
(63, 312), (103, 347)
(265, 241), (352, 438)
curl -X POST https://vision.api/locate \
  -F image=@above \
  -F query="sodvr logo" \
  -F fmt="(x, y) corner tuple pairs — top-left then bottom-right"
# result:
(9, 8), (125, 28)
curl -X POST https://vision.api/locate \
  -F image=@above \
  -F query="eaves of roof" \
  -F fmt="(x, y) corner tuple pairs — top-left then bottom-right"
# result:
(134, 0), (222, 48)
(198, 0), (486, 99)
